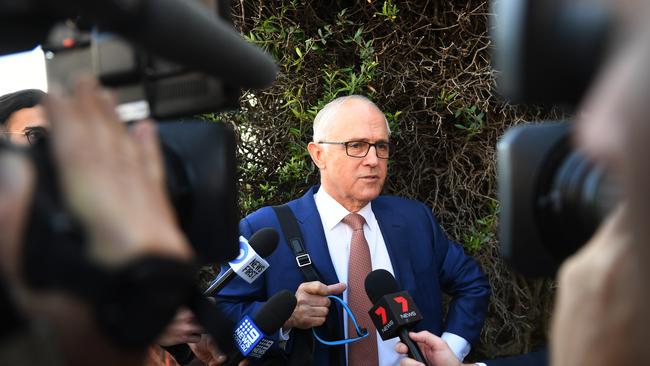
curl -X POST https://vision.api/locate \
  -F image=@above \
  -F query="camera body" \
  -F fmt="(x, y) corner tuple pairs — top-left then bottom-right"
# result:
(497, 122), (616, 277)
(0, 0), (278, 349)
(42, 0), (240, 120)
(492, 0), (621, 277)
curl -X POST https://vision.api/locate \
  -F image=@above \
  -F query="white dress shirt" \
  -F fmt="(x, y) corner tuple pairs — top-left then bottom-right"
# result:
(314, 187), (471, 365)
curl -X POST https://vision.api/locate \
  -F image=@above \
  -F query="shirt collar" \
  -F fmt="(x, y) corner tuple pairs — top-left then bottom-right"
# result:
(314, 187), (374, 231)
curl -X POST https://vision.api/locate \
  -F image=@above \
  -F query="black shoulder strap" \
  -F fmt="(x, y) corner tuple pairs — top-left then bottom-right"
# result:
(272, 204), (346, 366)
(272, 204), (321, 283)
(272, 204), (320, 366)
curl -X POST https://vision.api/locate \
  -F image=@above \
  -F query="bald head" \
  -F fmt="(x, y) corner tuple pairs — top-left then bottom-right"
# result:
(312, 95), (390, 142)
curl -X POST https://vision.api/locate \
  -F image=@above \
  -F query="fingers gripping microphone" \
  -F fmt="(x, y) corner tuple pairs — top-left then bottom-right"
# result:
(226, 290), (297, 366)
(204, 227), (279, 296)
(165, 228), (278, 364)
(365, 269), (428, 365)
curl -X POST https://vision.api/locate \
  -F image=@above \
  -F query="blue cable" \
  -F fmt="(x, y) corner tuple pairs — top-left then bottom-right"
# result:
(312, 295), (370, 346)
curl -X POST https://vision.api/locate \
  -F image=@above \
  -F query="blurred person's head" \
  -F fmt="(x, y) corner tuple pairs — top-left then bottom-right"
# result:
(308, 95), (391, 212)
(0, 89), (48, 146)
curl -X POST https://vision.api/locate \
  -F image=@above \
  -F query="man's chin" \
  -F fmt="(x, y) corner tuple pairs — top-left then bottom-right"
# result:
(357, 184), (384, 201)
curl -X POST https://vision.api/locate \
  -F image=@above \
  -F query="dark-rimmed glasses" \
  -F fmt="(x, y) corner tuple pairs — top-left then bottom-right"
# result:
(0, 126), (48, 145)
(318, 140), (392, 159)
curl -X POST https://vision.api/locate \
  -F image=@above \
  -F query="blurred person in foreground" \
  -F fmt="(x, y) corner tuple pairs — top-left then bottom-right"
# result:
(551, 0), (650, 364)
(0, 77), (193, 366)
(0, 84), (233, 366)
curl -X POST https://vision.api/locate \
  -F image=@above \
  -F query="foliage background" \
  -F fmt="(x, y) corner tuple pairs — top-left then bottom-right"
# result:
(214, 0), (559, 360)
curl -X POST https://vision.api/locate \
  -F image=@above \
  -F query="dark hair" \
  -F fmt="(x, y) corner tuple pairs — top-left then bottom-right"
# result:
(0, 89), (46, 125)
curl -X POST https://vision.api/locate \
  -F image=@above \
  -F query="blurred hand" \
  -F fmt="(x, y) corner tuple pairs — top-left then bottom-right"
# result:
(157, 307), (203, 346)
(551, 209), (650, 366)
(395, 331), (462, 366)
(188, 334), (248, 366)
(283, 281), (346, 329)
(44, 77), (192, 267)
(0, 150), (34, 283)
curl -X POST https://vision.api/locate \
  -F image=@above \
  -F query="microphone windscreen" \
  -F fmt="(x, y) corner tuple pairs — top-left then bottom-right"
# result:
(253, 290), (297, 334)
(248, 227), (279, 258)
(365, 269), (400, 303)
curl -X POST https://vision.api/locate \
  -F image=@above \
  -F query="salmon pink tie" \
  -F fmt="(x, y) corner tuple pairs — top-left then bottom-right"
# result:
(342, 213), (378, 366)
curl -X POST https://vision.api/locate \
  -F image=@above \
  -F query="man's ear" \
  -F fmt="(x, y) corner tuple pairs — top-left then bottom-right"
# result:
(307, 142), (325, 169)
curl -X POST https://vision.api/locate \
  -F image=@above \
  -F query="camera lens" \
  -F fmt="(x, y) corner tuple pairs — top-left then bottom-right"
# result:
(536, 150), (618, 262)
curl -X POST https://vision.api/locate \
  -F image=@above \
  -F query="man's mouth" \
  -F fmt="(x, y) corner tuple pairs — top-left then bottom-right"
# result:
(360, 175), (379, 180)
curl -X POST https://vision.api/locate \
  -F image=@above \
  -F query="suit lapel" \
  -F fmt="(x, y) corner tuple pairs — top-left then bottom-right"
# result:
(291, 186), (340, 285)
(373, 199), (414, 289)
(293, 188), (346, 360)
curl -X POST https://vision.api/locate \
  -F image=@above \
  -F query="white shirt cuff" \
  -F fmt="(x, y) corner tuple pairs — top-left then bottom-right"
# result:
(441, 332), (471, 361)
(475, 363), (487, 366)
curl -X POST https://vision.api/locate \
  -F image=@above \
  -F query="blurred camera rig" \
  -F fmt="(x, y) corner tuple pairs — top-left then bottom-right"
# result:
(0, 0), (277, 347)
(492, 0), (621, 277)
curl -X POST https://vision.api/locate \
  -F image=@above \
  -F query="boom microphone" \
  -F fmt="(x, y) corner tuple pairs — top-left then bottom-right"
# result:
(96, 0), (278, 89)
(204, 227), (279, 296)
(226, 290), (297, 366)
(0, 0), (278, 89)
(365, 269), (428, 365)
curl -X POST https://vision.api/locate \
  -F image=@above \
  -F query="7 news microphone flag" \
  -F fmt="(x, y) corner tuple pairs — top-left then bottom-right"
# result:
(365, 269), (429, 365)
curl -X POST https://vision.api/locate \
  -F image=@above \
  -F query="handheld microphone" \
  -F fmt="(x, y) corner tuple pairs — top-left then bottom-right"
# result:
(204, 227), (279, 296)
(226, 289), (297, 366)
(164, 228), (278, 364)
(365, 269), (428, 365)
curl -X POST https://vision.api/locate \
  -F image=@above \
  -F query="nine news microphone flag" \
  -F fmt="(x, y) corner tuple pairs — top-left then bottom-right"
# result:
(365, 269), (429, 365)
(204, 227), (278, 296)
(227, 290), (297, 366)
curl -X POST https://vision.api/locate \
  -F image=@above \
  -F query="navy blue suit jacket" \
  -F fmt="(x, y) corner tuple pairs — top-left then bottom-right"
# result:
(215, 186), (490, 365)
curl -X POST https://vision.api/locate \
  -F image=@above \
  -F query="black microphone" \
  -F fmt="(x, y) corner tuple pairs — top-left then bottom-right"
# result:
(204, 227), (279, 296)
(365, 269), (429, 365)
(165, 228), (278, 364)
(225, 289), (297, 366)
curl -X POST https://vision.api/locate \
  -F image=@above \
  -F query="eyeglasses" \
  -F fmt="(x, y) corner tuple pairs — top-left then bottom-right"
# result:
(0, 127), (49, 145)
(318, 140), (392, 159)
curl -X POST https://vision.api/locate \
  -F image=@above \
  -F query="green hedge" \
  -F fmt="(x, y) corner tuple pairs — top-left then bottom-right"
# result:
(213, 0), (560, 359)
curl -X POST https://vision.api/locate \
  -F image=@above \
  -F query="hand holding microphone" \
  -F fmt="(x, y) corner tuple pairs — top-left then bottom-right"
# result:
(365, 269), (429, 366)
(395, 331), (464, 366)
(225, 290), (297, 366)
(163, 228), (279, 363)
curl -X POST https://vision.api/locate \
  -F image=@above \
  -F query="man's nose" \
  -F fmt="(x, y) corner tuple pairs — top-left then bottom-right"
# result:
(363, 145), (380, 165)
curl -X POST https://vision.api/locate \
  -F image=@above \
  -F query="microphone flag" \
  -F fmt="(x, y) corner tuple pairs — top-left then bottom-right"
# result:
(368, 290), (423, 340)
(228, 236), (270, 284)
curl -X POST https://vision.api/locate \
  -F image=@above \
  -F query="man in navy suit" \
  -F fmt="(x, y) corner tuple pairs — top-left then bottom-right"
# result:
(215, 95), (490, 365)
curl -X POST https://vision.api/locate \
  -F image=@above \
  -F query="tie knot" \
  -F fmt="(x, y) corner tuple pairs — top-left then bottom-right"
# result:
(342, 213), (366, 231)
